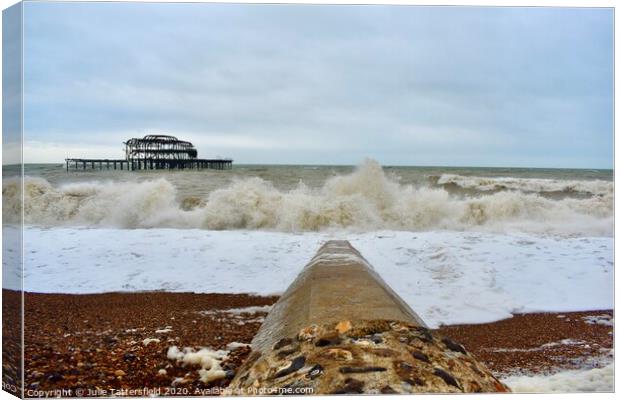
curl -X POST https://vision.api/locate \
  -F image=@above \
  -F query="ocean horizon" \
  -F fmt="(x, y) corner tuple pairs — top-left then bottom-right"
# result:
(4, 161), (614, 170)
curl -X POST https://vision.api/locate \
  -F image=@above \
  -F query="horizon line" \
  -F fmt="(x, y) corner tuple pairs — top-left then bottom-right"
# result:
(4, 162), (614, 171)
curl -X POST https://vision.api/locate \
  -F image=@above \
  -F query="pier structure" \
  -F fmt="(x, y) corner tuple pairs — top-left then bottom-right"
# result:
(228, 241), (510, 394)
(65, 135), (232, 171)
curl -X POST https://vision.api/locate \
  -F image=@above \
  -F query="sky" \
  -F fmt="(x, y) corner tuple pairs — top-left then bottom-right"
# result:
(5, 2), (614, 167)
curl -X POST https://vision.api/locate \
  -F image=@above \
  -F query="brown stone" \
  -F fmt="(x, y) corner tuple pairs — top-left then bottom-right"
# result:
(335, 320), (352, 334)
(321, 348), (353, 361)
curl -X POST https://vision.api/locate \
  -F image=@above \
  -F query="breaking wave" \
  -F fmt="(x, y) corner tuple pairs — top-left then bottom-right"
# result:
(3, 160), (613, 236)
(432, 174), (612, 198)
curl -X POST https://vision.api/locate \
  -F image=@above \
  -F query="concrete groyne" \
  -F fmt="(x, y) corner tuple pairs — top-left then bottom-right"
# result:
(228, 241), (510, 394)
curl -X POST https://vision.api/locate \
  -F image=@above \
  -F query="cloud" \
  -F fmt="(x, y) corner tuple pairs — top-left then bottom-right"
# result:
(23, 141), (122, 164)
(19, 3), (613, 168)
(3, 1), (23, 161)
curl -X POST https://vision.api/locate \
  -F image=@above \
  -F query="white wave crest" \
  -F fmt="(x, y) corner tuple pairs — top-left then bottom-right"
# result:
(3, 159), (613, 235)
(3, 176), (203, 228)
(437, 173), (613, 196)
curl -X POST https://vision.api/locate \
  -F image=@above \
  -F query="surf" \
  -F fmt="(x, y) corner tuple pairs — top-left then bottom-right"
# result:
(3, 159), (613, 236)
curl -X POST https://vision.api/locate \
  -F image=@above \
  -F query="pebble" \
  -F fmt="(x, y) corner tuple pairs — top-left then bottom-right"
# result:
(433, 368), (460, 389)
(298, 325), (319, 341)
(31, 371), (44, 379)
(46, 372), (63, 383)
(442, 337), (467, 354)
(306, 364), (324, 380)
(315, 333), (341, 347)
(335, 320), (352, 334)
(371, 334), (383, 344)
(323, 348), (353, 361)
(412, 350), (431, 363)
(274, 355), (306, 378)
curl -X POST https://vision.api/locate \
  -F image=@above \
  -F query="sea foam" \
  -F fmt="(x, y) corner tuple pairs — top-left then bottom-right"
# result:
(502, 364), (614, 393)
(16, 227), (613, 327)
(435, 173), (612, 197)
(3, 159), (613, 235)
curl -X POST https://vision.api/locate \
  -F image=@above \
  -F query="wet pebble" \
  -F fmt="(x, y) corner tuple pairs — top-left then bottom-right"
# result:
(315, 333), (341, 347)
(306, 364), (324, 380)
(274, 355), (306, 378)
(411, 350), (431, 363)
(46, 372), (63, 383)
(417, 328), (434, 343)
(371, 335), (383, 344)
(442, 338), (467, 354)
(434, 368), (460, 389)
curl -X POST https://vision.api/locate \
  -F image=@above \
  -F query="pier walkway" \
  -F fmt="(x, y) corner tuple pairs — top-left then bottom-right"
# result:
(65, 158), (232, 171)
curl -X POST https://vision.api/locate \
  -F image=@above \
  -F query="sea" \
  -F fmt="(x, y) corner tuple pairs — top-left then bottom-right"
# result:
(3, 160), (614, 234)
(2, 159), (615, 390)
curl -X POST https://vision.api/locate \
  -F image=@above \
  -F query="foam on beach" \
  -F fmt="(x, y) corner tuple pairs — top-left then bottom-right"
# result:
(502, 364), (614, 393)
(15, 227), (613, 329)
(167, 346), (229, 383)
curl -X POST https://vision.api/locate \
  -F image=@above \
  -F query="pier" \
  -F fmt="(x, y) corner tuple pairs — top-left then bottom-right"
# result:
(64, 158), (232, 171)
(228, 241), (510, 394)
(65, 134), (233, 171)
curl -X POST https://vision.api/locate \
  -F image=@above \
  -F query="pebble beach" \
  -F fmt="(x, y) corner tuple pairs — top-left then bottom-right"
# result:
(14, 290), (613, 395)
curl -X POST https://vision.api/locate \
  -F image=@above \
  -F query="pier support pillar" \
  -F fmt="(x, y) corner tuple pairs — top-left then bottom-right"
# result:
(228, 241), (510, 394)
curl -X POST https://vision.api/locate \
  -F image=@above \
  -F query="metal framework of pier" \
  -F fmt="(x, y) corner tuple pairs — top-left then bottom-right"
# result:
(65, 135), (233, 171)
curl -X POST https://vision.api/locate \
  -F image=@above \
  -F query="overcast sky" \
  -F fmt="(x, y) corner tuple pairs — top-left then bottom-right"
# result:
(13, 2), (614, 167)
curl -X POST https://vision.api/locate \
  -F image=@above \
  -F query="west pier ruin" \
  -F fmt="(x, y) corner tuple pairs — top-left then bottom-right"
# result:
(65, 135), (233, 171)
